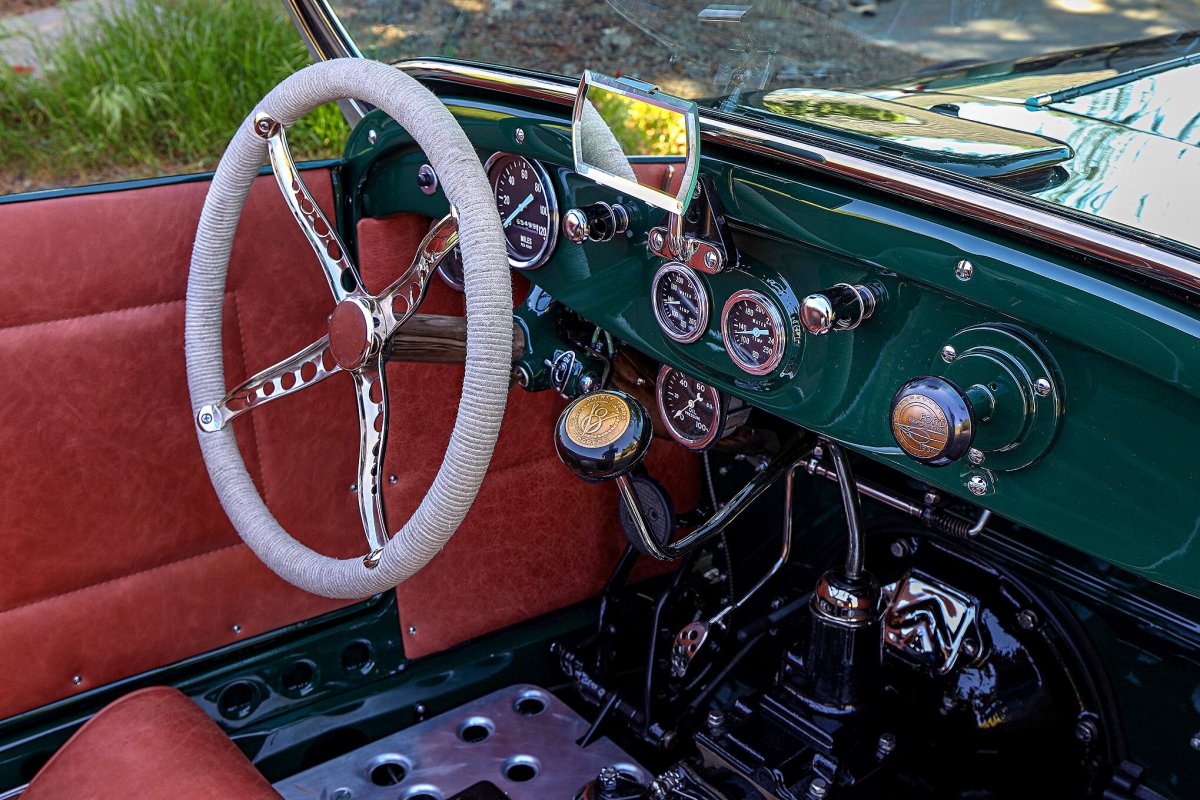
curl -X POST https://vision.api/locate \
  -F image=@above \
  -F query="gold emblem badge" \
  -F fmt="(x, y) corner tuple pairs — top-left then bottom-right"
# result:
(892, 394), (950, 459)
(565, 392), (630, 449)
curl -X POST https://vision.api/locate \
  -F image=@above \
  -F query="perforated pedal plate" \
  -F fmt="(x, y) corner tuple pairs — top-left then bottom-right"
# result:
(274, 684), (646, 800)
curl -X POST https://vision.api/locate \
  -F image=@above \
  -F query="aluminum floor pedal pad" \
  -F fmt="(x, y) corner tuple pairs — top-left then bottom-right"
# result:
(274, 684), (647, 799)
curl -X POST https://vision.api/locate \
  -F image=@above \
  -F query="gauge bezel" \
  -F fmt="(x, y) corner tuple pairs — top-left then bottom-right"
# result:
(652, 262), (709, 344)
(720, 289), (787, 376)
(484, 151), (559, 271)
(655, 364), (725, 451)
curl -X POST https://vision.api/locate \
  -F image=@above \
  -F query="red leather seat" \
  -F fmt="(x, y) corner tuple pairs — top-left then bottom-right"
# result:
(22, 687), (281, 799)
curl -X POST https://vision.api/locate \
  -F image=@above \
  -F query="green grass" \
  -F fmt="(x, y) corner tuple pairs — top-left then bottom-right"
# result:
(0, 0), (349, 192)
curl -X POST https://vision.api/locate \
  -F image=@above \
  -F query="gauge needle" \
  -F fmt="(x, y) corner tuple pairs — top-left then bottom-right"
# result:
(673, 397), (699, 420)
(503, 194), (534, 228)
(736, 327), (769, 337)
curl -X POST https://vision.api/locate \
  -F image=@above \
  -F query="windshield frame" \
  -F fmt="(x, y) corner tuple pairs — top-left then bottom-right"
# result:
(284, 0), (1200, 299)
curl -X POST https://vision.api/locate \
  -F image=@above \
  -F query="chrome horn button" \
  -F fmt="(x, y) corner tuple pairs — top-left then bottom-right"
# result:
(328, 298), (376, 370)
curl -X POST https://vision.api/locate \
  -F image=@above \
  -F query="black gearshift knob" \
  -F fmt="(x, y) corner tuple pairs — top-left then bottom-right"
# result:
(555, 390), (652, 483)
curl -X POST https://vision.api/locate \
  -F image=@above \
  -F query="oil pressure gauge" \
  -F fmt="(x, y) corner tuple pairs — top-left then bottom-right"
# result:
(721, 289), (786, 375)
(653, 262), (708, 344)
(656, 365), (726, 451)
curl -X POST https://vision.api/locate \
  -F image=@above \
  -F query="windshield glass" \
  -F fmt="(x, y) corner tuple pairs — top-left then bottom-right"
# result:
(328, 0), (1200, 251)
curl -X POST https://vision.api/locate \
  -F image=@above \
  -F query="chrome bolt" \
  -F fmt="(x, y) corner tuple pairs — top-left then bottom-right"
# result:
(706, 709), (726, 732)
(72, 675), (82, 686)
(967, 474), (989, 495)
(1075, 718), (1098, 743)
(331, 790), (353, 800)
(649, 229), (665, 252)
(367, 128), (378, 145)
(514, 127), (525, 144)
(807, 777), (829, 799)
(889, 539), (910, 559)
(704, 250), (720, 270)
(968, 448), (985, 465)
(417, 164), (438, 195)
(579, 372), (599, 393)
(414, 702), (427, 718)
(924, 489), (941, 506)
(941, 344), (957, 363)
(349, 483), (357, 493)
(1190, 733), (1200, 751)
(598, 766), (619, 792)
(1034, 377), (1052, 397)
(877, 732), (897, 757)
(718, 466), (730, 476)
(1016, 608), (1039, 631)
(955, 259), (975, 281)
(635, 376), (647, 387)
(232, 624), (242, 634)
(407, 625), (417, 635)
(388, 474), (398, 484)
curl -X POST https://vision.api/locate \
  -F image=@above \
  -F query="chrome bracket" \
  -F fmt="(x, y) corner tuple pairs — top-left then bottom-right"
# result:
(882, 570), (981, 673)
(646, 174), (737, 275)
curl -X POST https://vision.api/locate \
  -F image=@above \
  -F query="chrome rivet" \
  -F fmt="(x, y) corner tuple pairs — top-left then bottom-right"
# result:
(649, 229), (665, 252)
(967, 474), (989, 496)
(388, 474), (398, 484)
(331, 790), (353, 800)
(579, 373), (598, 393)
(232, 624), (242, 634)
(704, 250), (720, 270)
(1190, 733), (1200, 751)
(1034, 377), (1052, 397)
(72, 675), (82, 686)
(955, 259), (975, 281)
(514, 127), (525, 144)
(349, 483), (357, 493)
(1016, 608), (1039, 630)
(367, 129), (378, 145)
(417, 164), (438, 196)
(941, 345), (957, 363)
(635, 377), (647, 387)
(967, 448), (985, 465)
(407, 625), (417, 635)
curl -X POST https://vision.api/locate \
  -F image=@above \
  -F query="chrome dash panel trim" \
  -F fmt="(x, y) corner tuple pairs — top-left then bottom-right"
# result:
(393, 59), (1200, 296)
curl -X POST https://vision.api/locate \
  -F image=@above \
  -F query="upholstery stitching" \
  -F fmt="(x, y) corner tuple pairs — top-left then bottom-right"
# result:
(231, 291), (270, 506)
(0, 297), (185, 334)
(1, 543), (247, 617)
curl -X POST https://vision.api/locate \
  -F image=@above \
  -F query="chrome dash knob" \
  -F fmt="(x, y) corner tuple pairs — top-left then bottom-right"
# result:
(562, 202), (629, 244)
(800, 283), (877, 335)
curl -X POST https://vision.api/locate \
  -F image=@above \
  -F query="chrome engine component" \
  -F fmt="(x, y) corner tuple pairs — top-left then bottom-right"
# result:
(274, 685), (645, 800)
(882, 570), (981, 674)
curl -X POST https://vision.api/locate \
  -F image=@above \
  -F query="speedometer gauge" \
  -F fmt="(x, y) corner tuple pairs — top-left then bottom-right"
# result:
(721, 290), (786, 376)
(653, 262), (708, 344)
(656, 365), (725, 451)
(485, 153), (558, 270)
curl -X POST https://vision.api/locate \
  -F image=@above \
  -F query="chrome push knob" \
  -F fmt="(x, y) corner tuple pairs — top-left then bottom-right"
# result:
(562, 202), (629, 244)
(800, 283), (877, 335)
(554, 390), (652, 482)
(890, 376), (993, 467)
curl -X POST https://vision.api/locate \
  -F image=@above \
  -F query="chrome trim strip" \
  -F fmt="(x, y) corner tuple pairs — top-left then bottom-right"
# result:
(393, 59), (1200, 296)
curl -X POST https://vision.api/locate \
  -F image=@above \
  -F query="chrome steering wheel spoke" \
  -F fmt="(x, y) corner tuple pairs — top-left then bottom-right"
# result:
(377, 211), (459, 334)
(197, 336), (338, 432)
(255, 112), (363, 303)
(353, 356), (391, 562)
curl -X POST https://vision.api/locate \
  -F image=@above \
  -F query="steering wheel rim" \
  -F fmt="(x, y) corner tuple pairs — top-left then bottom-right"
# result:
(185, 59), (512, 599)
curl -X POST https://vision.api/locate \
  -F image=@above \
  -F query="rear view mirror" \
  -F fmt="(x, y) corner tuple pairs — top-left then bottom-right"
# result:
(572, 71), (701, 216)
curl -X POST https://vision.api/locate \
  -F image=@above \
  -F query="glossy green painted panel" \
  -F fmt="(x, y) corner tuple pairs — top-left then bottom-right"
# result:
(342, 96), (1200, 598)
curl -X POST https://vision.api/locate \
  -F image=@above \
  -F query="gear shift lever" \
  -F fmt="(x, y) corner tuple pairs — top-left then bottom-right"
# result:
(554, 390), (653, 483)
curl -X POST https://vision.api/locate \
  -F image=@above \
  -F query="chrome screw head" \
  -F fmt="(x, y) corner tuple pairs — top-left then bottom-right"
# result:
(514, 127), (525, 144)
(349, 483), (358, 493)
(232, 624), (242, 634)
(967, 474), (989, 495)
(598, 766), (619, 791)
(367, 128), (378, 145)
(407, 625), (417, 635)
(955, 259), (975, 281)
(200, 412), (213, 425)
(1016, 608), (1039, 630)
(1190, 733), (1200, 751)
(889, 539), (910, 559)
(72, 675), (82, 686)
(1075, 718), (1098, 743)
(941, 345), (957, 363)
(331, 790), (353, 800)
(388, 474), (398, 484)
(968, 448), (985, 465)
(877, 732), (897, 756)
(578, 372), (598, 393)
(1034, 377), (1052, 397)
(649, 229), (665, 252)
(808, 777), (829, 799)
(704, 250), (721, 270)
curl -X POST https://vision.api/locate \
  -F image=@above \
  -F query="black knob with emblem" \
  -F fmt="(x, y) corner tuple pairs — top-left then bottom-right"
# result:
(890, 376), (982, 466)
(555, 390), (652, 482)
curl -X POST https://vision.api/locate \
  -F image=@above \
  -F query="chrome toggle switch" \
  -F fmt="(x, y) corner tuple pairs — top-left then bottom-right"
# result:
(800, 283), (878, 335)
(562, 202), (629, 244)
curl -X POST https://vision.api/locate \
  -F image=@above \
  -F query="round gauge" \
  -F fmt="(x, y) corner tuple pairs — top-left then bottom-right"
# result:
(652, 262), (708, 344)
(721, 289), (787, 376)
(656, 365), (725, 451)
(485, 152), (558, 270)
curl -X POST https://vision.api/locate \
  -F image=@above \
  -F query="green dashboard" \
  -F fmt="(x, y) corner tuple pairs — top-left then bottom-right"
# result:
(337, 82), (1200, 598)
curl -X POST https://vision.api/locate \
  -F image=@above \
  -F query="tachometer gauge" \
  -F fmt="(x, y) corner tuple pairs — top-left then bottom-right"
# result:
(721, 289), (786, 376)
(656, 365), (725, 451)
(485, 153), (558, 270)
(652, 262), (708, 344)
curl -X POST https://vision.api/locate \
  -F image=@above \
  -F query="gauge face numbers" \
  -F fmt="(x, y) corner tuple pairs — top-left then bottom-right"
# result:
(652, 263), (708, 344)
(486, 153), (558, 270)
(656, 365), (724, 451)
(721, 290), (786, 376)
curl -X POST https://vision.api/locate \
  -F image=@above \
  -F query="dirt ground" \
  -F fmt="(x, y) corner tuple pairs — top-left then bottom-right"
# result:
(334, 0), (931, 98)
(0, 0), (57, 15)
